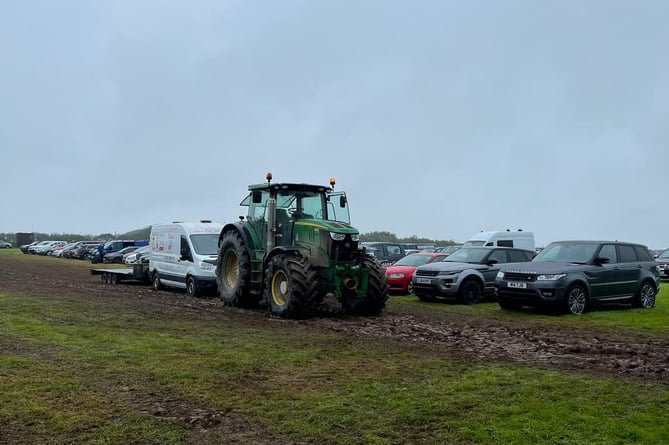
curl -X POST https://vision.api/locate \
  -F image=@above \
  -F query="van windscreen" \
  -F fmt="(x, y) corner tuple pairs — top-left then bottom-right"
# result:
(190, 234), (219, 255)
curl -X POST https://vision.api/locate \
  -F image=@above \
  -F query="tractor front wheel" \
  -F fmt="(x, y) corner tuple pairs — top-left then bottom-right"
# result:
(342, 256), (389, 316)
(264, 254), (319, 319)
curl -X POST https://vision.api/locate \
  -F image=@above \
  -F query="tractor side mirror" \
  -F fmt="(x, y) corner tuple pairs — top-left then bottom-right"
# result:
(252, 190), (262, 204)
(339, 195), (347, 207)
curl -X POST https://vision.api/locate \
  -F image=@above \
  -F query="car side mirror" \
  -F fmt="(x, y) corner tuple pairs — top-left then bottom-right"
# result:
(595, 256), (610, 265)
(487, 259), (498, 265)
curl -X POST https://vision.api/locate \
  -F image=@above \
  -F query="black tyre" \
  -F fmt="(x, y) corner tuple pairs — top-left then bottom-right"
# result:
(566, 285), (588, 315)
(342, 256), (389, 316)
(186, 276), (198, 298)
(264, 254), (319, 318)
(216, 231), (258, 307)
(152, 271), (163, 290)
(632, 281), (656, 309)
(498, 299), (522, 311)
(110, 274), (119, 285)
(458, 279), (482, 305)
(416, 293), (435, 302)
(102, 273), (109, 284)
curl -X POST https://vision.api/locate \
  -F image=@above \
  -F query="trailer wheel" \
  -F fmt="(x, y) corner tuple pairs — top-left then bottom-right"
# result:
(186, 276), (198, 298)
(342, 256), (389, 316)
(101, 273), (108, 284)
(110, 274), (118, 285)
(216, 230), (257, 307)
(152, 272), (163, 290)
(264, 254), (319, 319)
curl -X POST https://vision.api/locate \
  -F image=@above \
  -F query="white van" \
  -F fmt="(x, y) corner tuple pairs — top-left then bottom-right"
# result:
(462, 230), (535, 251)
(149, 220), (223, 297)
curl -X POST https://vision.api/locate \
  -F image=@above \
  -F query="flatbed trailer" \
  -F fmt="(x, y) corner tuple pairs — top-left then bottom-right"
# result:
(90, 263), (150, 285)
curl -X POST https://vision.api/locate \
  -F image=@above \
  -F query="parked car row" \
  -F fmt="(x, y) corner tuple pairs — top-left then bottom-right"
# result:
(390, 240), (660, 316)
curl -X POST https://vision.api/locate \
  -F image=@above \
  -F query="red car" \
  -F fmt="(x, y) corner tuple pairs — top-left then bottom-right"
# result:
(385, 253), (450, 294)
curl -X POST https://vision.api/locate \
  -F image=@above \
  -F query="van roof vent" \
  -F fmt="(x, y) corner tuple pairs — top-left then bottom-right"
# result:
(200, 220), (212, 223)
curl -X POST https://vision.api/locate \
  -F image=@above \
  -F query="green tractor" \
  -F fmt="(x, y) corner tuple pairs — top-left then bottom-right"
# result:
(216, 173), (388, 318)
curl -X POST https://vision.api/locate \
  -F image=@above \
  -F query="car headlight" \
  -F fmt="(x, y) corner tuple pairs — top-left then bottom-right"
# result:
(388, 273), (404, 279)
(329, 232), (346, 241)
(537, 273), (566, 281)
(496, 271), (504, 280)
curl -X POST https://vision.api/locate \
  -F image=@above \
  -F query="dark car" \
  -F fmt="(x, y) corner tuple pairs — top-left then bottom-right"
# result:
(103, 246), (140, 264)
(411, 247), (535, 304)
(655, 248), (669, 279)
(495, 240), (660, 314)
(361, 242), (406, 266)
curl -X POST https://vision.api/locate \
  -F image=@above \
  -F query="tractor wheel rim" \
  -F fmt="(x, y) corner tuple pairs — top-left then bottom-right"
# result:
(271, 270), (289, 306)
(223, 252), (239, 289)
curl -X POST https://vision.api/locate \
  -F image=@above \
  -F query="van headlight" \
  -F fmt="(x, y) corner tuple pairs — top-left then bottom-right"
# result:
(199, 262), (215, 271)
(537, 273), (566, 281)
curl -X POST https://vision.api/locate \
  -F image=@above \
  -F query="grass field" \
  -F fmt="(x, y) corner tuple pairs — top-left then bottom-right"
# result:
(1, 249), (668, 444)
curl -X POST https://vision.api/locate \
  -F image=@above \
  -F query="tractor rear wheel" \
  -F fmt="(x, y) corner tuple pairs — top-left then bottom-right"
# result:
(216, 230), (257, 307)
(342, 256), (389, 316)
(264, 254), (319, 319)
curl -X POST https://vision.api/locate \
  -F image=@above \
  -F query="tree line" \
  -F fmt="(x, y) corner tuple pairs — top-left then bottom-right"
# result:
(1, 228), (458, 247)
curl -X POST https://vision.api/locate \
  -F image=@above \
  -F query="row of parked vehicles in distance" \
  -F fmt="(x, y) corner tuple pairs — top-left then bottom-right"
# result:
(382, 231), (664, 316)
(9, 227), (666, 317)
(19, 239), (150, 264)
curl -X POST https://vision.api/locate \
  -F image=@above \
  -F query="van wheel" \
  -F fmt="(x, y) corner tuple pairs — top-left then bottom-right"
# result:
(186, 276), (198, 298)
(152, 272), (163, 291)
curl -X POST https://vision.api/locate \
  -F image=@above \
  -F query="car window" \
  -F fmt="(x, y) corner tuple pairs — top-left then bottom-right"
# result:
(634, 246), (653, 262)
(618, 244), (638, 263)
(387, 245), (402, 256)
(488, 249), (508, 263)
(508, 250), (531, 262)
(599, 244), (618, 263)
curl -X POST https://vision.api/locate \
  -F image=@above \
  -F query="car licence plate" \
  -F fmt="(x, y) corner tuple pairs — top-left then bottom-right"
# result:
(507, 281), (527, 289)
(416, 278), (431, 284)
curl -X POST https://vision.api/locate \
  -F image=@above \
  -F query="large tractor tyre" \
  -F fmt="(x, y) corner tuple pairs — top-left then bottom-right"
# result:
(458, 279), (483, 305)
(264, 254), (319, 319)
(632, 281), (656, 309)
(343, 256), (389, 316)
(216, 231), (257, 308)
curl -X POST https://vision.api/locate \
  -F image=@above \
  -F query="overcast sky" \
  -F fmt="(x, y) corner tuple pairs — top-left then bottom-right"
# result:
(2, 1), (668, 248)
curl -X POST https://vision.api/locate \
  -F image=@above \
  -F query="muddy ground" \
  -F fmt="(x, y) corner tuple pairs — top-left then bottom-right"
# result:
(1, 254), (669, 443)
(2, 254), (668, 383)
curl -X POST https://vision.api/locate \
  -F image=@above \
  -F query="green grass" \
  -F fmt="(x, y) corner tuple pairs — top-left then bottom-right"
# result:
(2, 250), (669, 443)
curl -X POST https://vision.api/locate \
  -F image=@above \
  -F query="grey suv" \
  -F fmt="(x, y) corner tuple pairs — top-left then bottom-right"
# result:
(495, 240), (660, 314)
(412, 247), (536, 304)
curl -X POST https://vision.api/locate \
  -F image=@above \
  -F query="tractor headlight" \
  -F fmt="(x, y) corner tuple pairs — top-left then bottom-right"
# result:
(351, 234), (359, 242)
(330, 232), (346, 241)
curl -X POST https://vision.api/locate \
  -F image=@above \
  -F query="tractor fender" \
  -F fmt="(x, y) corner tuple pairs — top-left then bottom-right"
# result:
(263, 245), (309, 269)
(219, 223), (254, 255)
